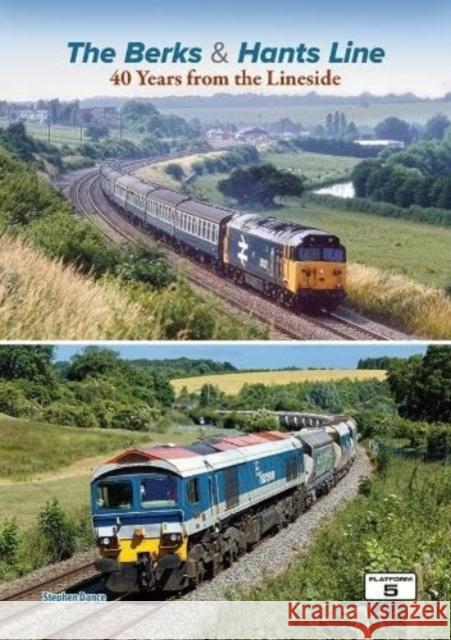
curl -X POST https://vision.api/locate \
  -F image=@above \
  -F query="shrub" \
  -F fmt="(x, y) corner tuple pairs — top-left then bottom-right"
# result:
(0, 518), (20, 565)
(111, 405), (157, 431)
(38, 499), (77, 562)
(44, 402), (98, 428)
(164, 163), (185, 181)
(0, 383), (36, 417)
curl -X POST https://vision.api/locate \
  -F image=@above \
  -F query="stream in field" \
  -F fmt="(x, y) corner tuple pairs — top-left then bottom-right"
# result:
(314, 181), (355, 198)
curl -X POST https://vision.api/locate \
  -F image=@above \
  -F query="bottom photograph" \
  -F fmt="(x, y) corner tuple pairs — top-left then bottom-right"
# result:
(0, 342), (449, 639)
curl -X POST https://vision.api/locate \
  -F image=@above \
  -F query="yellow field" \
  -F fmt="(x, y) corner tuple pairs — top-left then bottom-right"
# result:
(171, 369), (386, 395)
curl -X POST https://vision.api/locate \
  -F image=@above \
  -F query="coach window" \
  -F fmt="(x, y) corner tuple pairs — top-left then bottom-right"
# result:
(187, 478), (200, 504)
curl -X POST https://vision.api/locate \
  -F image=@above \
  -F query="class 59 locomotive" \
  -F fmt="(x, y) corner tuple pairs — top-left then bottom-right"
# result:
(90, 422), (356, 595)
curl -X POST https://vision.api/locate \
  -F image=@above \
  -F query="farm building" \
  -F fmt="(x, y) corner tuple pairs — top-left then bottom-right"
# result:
(236, 126), (270, 142)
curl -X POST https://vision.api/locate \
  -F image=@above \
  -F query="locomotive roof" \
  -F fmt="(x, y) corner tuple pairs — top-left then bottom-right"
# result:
(92, 431), (301, 480)
(176, 198), (236, 224)
(228, 213), (339, 247)
(296, 429), (333, 450)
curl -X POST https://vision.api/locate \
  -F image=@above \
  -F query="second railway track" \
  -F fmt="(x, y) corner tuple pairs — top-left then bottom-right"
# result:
(69, 166), (409, 342)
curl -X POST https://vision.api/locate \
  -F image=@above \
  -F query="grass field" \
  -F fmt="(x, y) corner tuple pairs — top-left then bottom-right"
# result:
(171, 369), (386, 395)
(261, 150), (359, 185)
(0, 416), (209, 525)
(0, 414), (204, 482)
(159, 100), (451, 127)
(0, 117), (141, 148)
(137, 150), (358, 189)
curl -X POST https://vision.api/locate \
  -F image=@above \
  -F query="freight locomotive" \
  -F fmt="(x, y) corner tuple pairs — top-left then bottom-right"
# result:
(99, 163), (346, 311)
(91, 416), (357, 593)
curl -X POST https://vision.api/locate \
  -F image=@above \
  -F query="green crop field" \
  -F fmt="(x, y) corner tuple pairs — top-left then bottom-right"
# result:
(172, 369), (386, 395)
(159, 100), (451, 127)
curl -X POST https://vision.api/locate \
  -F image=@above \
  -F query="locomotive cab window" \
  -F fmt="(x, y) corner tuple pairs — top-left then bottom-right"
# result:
(297, 246), (345, 262)
(97, 481), (132, 511)
(186, 478), (200, 504)
(140, 475), (177, 509)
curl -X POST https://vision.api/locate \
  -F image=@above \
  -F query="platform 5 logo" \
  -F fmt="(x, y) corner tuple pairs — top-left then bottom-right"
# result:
(287, 601), (450, 639)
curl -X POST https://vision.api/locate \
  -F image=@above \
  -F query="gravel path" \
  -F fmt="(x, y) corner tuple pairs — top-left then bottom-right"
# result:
(184, 446), (372, 600)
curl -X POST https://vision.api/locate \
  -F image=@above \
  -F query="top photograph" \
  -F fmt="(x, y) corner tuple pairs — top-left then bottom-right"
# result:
(0, 0), (450, 341)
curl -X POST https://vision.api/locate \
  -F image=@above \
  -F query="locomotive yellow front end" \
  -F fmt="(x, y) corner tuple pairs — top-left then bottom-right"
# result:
(91, 457), (190, 593)
(283, 234), (346, 312)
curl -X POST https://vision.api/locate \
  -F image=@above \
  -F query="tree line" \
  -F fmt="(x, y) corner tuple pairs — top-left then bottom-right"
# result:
(352, 139), (451, 211)
(0, 346), (174, 431)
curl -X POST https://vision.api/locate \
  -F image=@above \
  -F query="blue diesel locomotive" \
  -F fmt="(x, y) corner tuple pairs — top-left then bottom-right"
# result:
(91, 420), (357, 594)
(99, 163), (346, 312)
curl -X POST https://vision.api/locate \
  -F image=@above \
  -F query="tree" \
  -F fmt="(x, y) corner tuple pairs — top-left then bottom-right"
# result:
(66, 347), (120, 381)
(199, 384), (224, 408)
(387, 346), (451, 422)
(424, 114), (450, 141)
(218, 164), (304, 206)
(86, 124), (109, 141)
(375, 117), (412, 143)
(410, 346), (451, 422)
(0, 346), (55, 384)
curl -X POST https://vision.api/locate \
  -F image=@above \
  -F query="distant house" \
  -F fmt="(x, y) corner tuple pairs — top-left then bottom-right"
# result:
(206, 128), (231, 140)
(236, 126), (270, 142)
(78, 106), (119, 127)
(355, 139), (405, 149)
(14, 108), (48, 125)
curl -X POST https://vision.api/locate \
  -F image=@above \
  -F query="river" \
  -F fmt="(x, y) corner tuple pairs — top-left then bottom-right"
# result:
(314, 181), (355, 198)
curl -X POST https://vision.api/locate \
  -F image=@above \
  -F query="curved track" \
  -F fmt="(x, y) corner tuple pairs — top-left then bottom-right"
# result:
(68, 165), (410, 341)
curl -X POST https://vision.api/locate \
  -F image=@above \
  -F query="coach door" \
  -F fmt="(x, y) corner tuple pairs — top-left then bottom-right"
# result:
(208, 474), (220, 522)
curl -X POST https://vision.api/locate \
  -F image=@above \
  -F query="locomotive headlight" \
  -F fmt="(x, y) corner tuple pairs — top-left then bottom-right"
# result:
(101, 537), (110, 546)
(161, 532), (183, 547)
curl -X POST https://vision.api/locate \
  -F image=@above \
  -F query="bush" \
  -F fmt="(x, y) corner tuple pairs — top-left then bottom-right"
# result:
(0, 518), (20, 565)
(38, 499), (77, 562)
(111, 405), (157, 431)
(0, 383), (36, 417)
(44, 402), (98, 428)
(164, 163), (185, 181)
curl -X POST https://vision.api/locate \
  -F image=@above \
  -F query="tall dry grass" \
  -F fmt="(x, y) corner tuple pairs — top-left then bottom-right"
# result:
(347, 263), (451, 339)
(0, 235), (147, 339)
(0, 235), (264, 340)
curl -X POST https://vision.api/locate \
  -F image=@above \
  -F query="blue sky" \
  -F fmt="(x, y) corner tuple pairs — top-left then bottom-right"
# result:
(1, 0), (450, 99)
(55, 343), (427, 369)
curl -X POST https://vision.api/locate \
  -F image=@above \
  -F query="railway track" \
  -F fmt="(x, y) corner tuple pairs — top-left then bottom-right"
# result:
(69, 166), (409, 341)
(1, 560), (99, 601)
